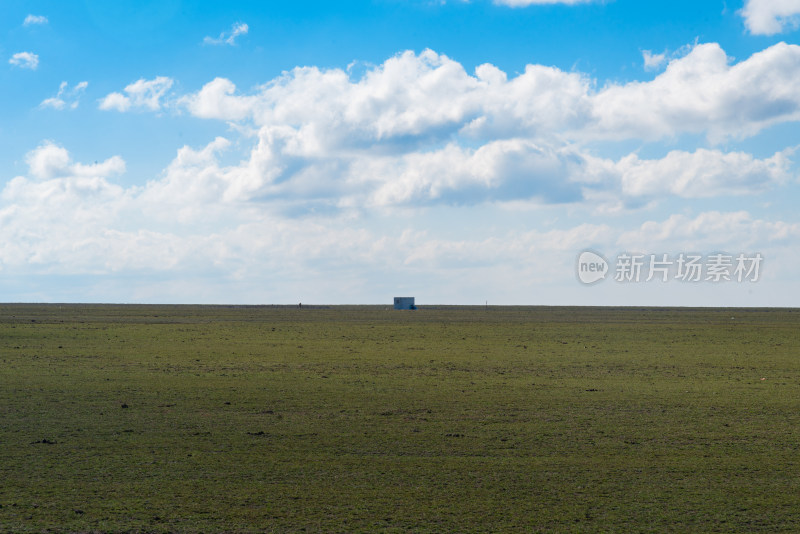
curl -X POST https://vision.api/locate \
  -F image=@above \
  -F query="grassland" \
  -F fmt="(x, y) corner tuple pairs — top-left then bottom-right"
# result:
(1, 304), (799, 532)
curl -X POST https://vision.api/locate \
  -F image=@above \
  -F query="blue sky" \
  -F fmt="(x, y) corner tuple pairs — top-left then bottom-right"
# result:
(2, 0), (800, 305)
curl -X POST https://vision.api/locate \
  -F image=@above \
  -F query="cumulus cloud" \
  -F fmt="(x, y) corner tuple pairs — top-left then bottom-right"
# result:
(163, 46), (800, 211)
(9, 52), (39, 70)
(592, 42), (800, 142)
(618, 211), (800, 252)
(139, 132), (589, 217)
(0, 140), (611, 294)
(178, 43), (800, 150)
(17, 45), (771, 245)
(204, 22), (249, 45)
(24, 141), (125, 180)
(362, 140), (587, 206)
(134, 134), (590, 210)
(98, 93), (132, 112)
(2, 139), (797, 304)
(5, 42), (800, 303)
(608, 148), (794, 198)
(126, 128), (792, 218)
(23, 14), (48, 26)
(181, 77), (258, 121)
(5, 143), (796, 302)
(139, 137), (235, 219)
(99, 76), (174, 112)
(740, 0), (800, 35)
(0, 144), (131, 276)
(182, 49), (592, 148)
(40, 81), (89, 110)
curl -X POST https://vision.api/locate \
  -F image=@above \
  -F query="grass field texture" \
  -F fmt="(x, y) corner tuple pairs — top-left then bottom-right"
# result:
(1, 304), (799, 532)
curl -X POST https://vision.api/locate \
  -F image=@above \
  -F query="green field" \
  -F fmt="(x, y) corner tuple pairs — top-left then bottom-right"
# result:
(2, 304), (799, 532)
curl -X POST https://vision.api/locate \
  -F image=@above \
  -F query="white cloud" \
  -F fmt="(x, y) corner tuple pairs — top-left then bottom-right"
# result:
(98, 92), (131, 112)
(24, 141), (125, 180)
(204, 22), (249, 45)
(642, 50), (667, 71)
(40, 81), (89, 110)
(134, 132), (590, 219)
(641, 43), (695, 73)
(133, 131), (590, 210)
(99, 76), (174, 112)
(592, 42), (800, 142)
(39, 98), (64, 111)
(182, 49), (592, 147)
(362, 139), (586, 206)
(0, 144), (130, 275)
(23, 14), (48, 26)
(181, 77), (258, 121)
(5, 146), (797, 303)
(164, 46), (800, 212)
(2, 140), (798, 305)
(9, 52), (39, 70)
(609, 148), (794, 198)
(494, 0), (593, 5)
(24, 142), (70, 180)
(125, 123), (792, 216)
(740, 0), (800, 35)
(177, 43), (800, 151)
(0, 138), (609, 294)
(617, 211), (800, 252)
(9, 44), (800, 304)
(139, 137), (235, 218)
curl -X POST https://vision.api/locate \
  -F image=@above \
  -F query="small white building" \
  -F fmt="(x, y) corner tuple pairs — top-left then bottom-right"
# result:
(393, 297), (416, 310)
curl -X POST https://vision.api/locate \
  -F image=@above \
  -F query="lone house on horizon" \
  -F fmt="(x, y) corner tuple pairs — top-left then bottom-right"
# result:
(393, 297), (416, 310)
